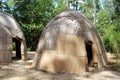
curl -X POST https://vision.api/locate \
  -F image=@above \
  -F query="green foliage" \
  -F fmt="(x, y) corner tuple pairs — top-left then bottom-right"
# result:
(113, 0), (120, 15)
(12, 0), (52, 25)
(53, 0), (68, 15)
(69, 0), (80, 10)
(96, 0), (120, 55)
(21, 23), (44, 50)
(11, 0), (67, 50)
(12, 42), (16, 50)
(0, 1), (11, 13)
(75, 0), (120, 61)
(0, 0), (67, 51)
(77, 0), (100, 20)
(12, 0), (67, 25)
(96, 10), (110, 51)
(7, 0), (14, 8)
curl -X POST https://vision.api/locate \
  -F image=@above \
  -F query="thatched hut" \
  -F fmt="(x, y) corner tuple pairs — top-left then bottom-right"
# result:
(32, 10), (108, 73)
(0, 11), (28, 63)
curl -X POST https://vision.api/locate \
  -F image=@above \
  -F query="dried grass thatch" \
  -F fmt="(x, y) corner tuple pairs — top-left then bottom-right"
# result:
(0, 11), (28, 62)
(0, 24), (12, 63)
(32, 10), (108, 73)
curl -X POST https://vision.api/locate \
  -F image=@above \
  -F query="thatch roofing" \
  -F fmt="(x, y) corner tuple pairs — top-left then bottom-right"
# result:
(0, 11), (23, 39)
(32, 10), (108, 73)
(0, 24), (12, 63)
(0, 24), (11, 38)
(37, 10), (105, 50)
(0, 11), (28, 60)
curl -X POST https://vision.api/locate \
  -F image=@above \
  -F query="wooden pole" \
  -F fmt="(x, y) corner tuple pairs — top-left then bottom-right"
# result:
(68, 0), (70, 9)
(93, 0), (96, 26)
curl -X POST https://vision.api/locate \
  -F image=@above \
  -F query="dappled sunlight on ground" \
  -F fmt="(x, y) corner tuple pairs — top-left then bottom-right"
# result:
(0, 52), (120, 80)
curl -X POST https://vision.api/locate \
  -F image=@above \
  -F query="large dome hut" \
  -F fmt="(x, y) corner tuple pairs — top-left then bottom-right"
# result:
(32, 10), (108, 73)
(0, 11), (28, 63)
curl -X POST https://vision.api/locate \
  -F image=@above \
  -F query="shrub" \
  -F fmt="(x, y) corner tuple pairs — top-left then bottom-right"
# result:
(21, 23), (44, 51)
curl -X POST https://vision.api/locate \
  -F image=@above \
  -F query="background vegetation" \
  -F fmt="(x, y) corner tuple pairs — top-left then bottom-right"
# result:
(0, 0), (67, 50)
(0, 0), (120, 59)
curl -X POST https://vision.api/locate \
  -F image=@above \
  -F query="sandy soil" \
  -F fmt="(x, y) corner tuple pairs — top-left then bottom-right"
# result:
(0, 52), (120, 80)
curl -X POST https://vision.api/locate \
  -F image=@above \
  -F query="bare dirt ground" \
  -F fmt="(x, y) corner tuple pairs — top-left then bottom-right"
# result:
(0, 52), (120, 80)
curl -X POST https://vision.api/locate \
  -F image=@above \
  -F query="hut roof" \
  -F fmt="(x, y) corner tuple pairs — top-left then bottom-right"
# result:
(37, 10), (101, 50)
(0, 11), (24, 39)
(0, 24), (11, 37)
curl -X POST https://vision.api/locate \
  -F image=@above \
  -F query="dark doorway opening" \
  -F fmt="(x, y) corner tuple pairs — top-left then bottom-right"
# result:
(85, 42), (93, 65)
(12, 38), (21, 60)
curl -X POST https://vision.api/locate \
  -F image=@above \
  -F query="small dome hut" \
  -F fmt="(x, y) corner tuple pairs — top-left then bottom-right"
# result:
(32, 10), (108, 73)
(0, 11), (28, 63)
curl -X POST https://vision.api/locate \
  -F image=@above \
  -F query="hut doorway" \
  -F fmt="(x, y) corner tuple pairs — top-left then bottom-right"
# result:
(85, 42), (93, 66)
(12, 38), (21, 60)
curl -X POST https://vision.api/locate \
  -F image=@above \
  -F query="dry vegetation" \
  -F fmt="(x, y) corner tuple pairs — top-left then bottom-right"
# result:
(0, 52), (120, 80)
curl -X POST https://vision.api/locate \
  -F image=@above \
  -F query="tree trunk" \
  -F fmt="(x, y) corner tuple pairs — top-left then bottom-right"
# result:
(75, 0), (78, 11)
(93, 0), (96, 26)
(68, 0), (70, 9)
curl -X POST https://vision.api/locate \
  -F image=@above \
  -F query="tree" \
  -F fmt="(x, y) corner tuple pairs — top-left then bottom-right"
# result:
(0, 1), (11, 13)
(69, 0), (100, 21)
(113, 0), (120, 15)
(68, 0), (70, 9)
(96, 0), (120, 56)
(68, 0), (82, 11)
(93, 0), (96, 26)
(11, 0), (67, 50)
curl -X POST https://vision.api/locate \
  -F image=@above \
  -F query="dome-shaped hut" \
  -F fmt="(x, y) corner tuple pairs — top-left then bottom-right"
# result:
(32, 10), (108, 73)
(0, 11), (28, 62)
